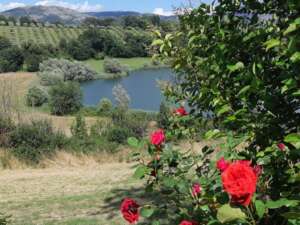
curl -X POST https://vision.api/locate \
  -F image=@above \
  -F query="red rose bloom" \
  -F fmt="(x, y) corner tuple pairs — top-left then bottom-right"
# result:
(216, 157), (230, 172)
(221, 161), (257, 206)
(120, 198), (140, 224)
(179, 220), (198, 225)
(192, 183), (201, 197)
(175, 106), (188, 116)
(150, 129), (165, 146)
(277, 143), (286, 151)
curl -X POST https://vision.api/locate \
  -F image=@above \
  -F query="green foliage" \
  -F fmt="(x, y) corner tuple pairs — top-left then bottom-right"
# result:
(49, 81), (82, 115)
(26, 86), (48, 107)
(9, 120), (66, 163)
(0, 46), (24, 72)
(158, 102), (171, 129)
(38, 58), (96, 85)
(103, 58), (126, 74)
(97, 98), (113, 116)
(71, 114), (88, 139)
(107, 126), (133, 144)
(132, 1), (300, 225)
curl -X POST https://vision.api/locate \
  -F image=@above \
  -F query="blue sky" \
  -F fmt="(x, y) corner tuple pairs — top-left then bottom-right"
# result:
(0, 0), (212, 14)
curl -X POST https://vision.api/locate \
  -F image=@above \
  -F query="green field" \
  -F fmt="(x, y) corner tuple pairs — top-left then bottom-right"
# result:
(85, 57), (154, 73)
(0, 25), (84, 47)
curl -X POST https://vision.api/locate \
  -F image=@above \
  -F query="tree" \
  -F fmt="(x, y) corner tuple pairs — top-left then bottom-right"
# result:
(122, 16), (148, 29)
(112, 84), (130, 111)
(49, 81), (82, 115)
(0, 36), (12, 49)
(0, 46), (24, 72)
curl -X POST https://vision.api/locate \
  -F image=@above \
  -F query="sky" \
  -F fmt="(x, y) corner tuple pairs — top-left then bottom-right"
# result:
(0, 0), (212, 15)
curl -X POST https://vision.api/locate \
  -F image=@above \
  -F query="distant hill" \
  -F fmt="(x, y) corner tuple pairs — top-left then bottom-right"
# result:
(1, 6), (87, 24)
(1, 6), (177, 24)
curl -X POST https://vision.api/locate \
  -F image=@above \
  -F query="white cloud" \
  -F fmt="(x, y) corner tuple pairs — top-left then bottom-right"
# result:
(153, 8), (174, 16)
(0, 2), (26, 12)
(35, 0), (103, 12)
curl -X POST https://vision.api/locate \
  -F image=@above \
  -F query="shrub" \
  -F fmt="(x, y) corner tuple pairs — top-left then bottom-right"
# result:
(112, 84), (131, 110)
(26, 86), (48, 107)
(106, 126), (132, 144)
(97, 98), (113, 116)
(49, 81), (82, 115)
(0, 46), (24, 72)
(71, 114), (88, 139)
(103, 58), (124, 74)
(65, 39), (94, 60)
(9, 120), (66, 163)
(0, 116), (15, 147)
(127, 1), (300, 225)
(158, 101), (171, 129)
(0, 36), (11, 50)
(38, 58), (96, 83)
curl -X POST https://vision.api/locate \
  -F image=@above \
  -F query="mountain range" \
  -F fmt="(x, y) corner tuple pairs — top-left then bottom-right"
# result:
(1, 6), (176, 25)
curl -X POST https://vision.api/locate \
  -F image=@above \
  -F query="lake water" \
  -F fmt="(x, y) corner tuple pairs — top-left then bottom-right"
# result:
(81, 68), (174, 111)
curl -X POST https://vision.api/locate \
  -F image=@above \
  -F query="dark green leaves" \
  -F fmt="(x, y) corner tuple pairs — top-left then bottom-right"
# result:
(255, 200), (266, 218)
(265, 199), (299, 209)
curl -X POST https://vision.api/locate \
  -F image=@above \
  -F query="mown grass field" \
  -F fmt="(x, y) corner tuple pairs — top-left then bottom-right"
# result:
(0, 163), (140, 225)
(0, 25), (84, 47)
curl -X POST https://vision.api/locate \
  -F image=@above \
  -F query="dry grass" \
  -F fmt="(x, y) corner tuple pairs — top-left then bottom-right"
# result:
(0, 162), (139, 225)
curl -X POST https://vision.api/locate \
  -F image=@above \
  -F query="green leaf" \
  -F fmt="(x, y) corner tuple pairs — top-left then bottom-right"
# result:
(284, 133), (300, 149)
(163, 177), (177, 188)
(266, 198), (299, 209)
(140, 206), (154, 218)
(217, 104), (231, 117)
(217, 204), (246, 223)
(152, 39), (164, 46)
(282, 212), (300, 219)
(204, 129), (223, 140)
(264, 39), (280, 51)
(151, 221), (160, 225)
(255, 200), (266, 218)
(292, 90), (300, 96)
(290, 52), (300, 62)
(127, 137), (139, 148)
(227, 62), (244, 72)
(237, 85), (251, 97)
(133, 165), (149, 179)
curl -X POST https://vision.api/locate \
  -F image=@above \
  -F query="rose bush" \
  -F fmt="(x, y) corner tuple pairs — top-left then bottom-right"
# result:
(121, 0), (300, 224)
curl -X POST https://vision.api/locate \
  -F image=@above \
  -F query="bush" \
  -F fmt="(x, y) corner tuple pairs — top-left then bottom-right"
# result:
(0, 46), (24, 72)
(97, 98), (113, 116)
(128, 2), (300, 225)
(71, 114), (88, 139)
(38, 58), (96, 84)
(26, 86), (48, 107)
(0, 116), (15, 147)
(106, 126), (132, 144)
(0, 36), (11, 50)
(49, 81), (82, 115)
(103, 58), (124, 74)
(112, 84), (131, 110)
(65, 39), (94, 60)
(9, 120), (66, 163)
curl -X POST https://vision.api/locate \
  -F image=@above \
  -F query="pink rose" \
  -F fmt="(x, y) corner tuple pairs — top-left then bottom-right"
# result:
(192, 183), (201, 197)
(277, 143), (286, 151)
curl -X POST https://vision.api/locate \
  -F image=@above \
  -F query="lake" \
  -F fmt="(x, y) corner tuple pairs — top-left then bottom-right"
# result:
(81, 68), (174, 111)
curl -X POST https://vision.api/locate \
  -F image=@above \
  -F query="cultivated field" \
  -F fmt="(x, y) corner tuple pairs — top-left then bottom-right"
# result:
(0, 25), (84, 47)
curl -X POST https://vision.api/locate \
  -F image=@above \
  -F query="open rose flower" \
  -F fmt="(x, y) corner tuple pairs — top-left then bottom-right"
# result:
(192, 183), (201, 197)
(175, 106), (188, 116)
(150, 129), (165, 146)
(120, 198), (140, 224)
(221, 160), (257, 206)
(179, 220), (198, 225)
(277, 143), (286, 151)
(216, 157), (230, 172)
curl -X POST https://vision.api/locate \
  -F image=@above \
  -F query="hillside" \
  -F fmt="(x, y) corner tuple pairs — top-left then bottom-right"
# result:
(1, 6), (87, 25)
(0, 25), (84, 46)
(0, 6), (177, 24)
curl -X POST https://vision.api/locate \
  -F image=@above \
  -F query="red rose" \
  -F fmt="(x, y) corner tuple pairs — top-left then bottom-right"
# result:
(150, 129), (165, 146)
(221, 161), (257, 206)
(120, 198), (139, 224)
(277, 143), (286, 151)
(192, 183), (201, 197)
(216, 157), (230, 172)
(179, 220), (198, 225)
(175, 106), (188, 116)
